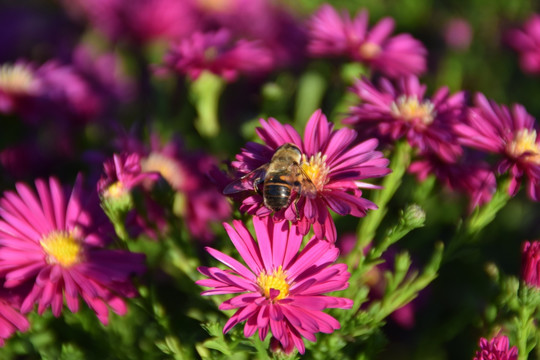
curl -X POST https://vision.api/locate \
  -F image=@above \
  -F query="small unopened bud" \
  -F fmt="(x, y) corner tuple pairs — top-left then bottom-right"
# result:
(403, 204), (426, 228)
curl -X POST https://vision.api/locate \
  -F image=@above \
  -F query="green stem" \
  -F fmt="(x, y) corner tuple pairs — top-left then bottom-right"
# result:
(444, 178), (511, 263)
(190, 71), (225, 138)
(347, 141), (412, 268)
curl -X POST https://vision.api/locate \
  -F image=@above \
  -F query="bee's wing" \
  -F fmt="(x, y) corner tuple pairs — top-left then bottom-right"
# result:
(294, 164), (318, 197)
(223, 164), (268, 195)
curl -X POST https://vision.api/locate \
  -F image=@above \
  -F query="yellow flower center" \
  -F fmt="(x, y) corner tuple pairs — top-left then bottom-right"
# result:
(0, 63), (37, 94)
(506, 129), (540, 164)
(104, 181), (126, 199)
(40, 230), (83, 268)
(257, 266), (290, 301)
(390, 95), (436, 125)
(197, 0), (231, 12)
(141, 153), (184, 190)
(359, 42), (381, 60)
(301, 152), (329, 191)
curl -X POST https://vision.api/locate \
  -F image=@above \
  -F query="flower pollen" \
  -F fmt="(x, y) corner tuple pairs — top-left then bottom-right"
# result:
(506, 129), (540, 164)
(257, 266), (290, 301)
(359, 42), (381, 60)
(301, 153), (329, 191)
(40, 230), (83, 267)
(390, 95), (436, 125)
(105, 181), (126, 199)
(141, 153), (184, 189)
(0, 63), (36, 94)
(197, 0), (231, 12)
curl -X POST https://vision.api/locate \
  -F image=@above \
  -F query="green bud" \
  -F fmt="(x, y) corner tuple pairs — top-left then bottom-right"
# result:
(402, 204), (426, 229)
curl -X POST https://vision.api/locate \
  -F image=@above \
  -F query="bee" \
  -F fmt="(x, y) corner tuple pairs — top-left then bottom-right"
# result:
(224, 143), (317, 212)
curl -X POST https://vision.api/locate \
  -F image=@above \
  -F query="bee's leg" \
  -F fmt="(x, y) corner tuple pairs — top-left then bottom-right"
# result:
(253, 178), (264, 194)
(293, 181), (301, 220)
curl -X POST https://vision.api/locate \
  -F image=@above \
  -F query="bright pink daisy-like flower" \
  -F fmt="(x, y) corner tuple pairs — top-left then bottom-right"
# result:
(521, 240), (540, 288)
(506, 14), (540, 75)
(344, 76), (466, 163)
(97, 153), (159, 201)
(454, 93), (540, 200)
(473, 335), (518, 360)
(307, 4), (427, 78)
(163, 29), (273, 82)
(226, 109), (390, 242)
(0, 292), (30, 346)
(197, 217), (353, 354)
(0, 176), (146, 324)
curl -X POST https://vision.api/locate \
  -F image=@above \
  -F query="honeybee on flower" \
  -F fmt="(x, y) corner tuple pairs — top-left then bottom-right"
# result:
(224, 109), (390, 242)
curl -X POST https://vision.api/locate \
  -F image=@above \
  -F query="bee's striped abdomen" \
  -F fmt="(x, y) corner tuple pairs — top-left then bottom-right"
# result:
(263, 173), (292, 211)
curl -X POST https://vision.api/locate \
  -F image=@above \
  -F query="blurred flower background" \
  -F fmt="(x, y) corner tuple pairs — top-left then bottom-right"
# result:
(0, 0), (539, 359)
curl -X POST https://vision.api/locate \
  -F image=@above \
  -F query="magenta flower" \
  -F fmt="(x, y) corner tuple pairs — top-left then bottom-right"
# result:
(307, 4), (427, 78)
(163, 29), (273, 82)
(97, 153), (159, 201)
(444, 18), (473, 51)
(197, 217), (353, 354)
(454, 93), (540, 200)
(0, 62), (41, 116)
(225, 109), (390, 242)
(521, 240), (540, 288)
(409, 153), (496, 210)
(506, 14), (540, 75)
(345, 76), (466, 163)
(0, 176), (146, 324)
(473, 335), (518, 360)
(0, 293), (30, 346)
(120, 134), (231, 242)
(62, 0), (196, 45)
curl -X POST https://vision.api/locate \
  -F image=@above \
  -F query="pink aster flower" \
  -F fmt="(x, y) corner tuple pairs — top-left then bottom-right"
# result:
(62, 0), (196, 45)
(97, 153), (159, 201)
(197, 217), (353, 355)
(0, 176), (146, 324)
(0, 62), (41, 116)
(473, 335), (518, 360)
(225, 109), (390, 242)
(307, 4), (427, 78)
(120, 134), (231, 242)
(506, 14), (540, 75)
(345, 76), (466, 163)
(454, 93), (540, 200)
(0, 291), (30, 346)
(409, 152), (496, 210)
(521, 240), (540, 288)
(163, 29), (273, 82)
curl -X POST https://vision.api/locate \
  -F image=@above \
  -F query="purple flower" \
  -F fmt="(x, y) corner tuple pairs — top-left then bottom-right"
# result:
(97, 153), (159, 201)
(226, 109), (390, 242)
(197, 217), (353, 354)
(307, 4), (427, 78)
(0, 291), (30, 346)
(0, 176), (146, 324)
(345, 76), (466, 163)
(506, 14), (540, 75)
(62, 0), (196, 45)
(521, 240), (540, 288)
(120, 135), (231, 242)
(163, 29), (273, 82)
(409, 153), (496, 210)
(454, 93), (540, 200)
(444, 18), (473, 51)
(0, 62), (41, 115)
(473, 335), (518, 360)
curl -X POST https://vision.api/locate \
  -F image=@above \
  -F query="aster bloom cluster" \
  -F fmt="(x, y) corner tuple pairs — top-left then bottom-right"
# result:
(473, 335), (518, 360)
(0, 176), (145, 327)
(506, 14), (540, 75)
(2, 0), (540, 358)
(226, 109), (390, 242)
(307, 4), (427, 77)
(197, 217), (352, 354)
